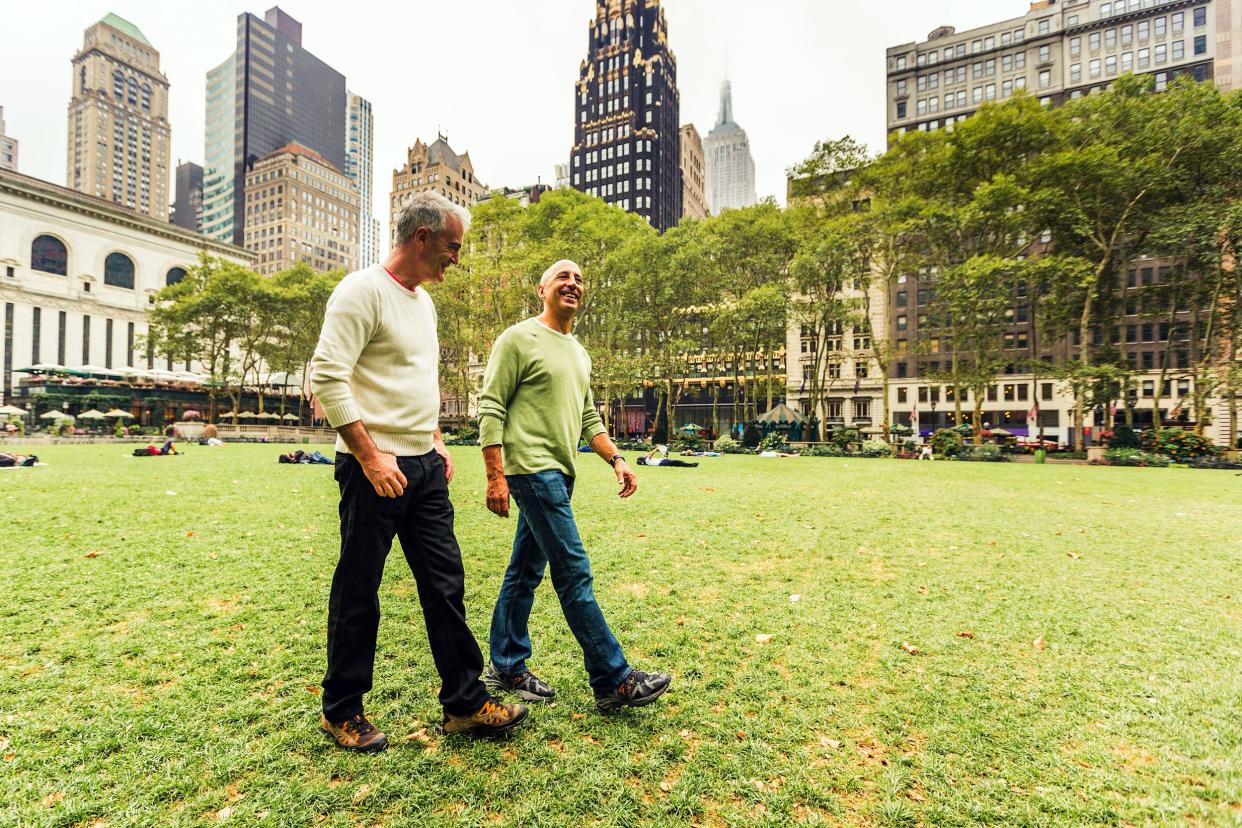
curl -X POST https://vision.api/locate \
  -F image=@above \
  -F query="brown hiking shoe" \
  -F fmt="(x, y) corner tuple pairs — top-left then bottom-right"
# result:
(442, 697), (528, 737)
(321, 713), (388, 752)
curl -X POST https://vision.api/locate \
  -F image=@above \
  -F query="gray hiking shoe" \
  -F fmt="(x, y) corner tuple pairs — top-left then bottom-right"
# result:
(594, 669), (672, 712)
(484, 661), (557, 703)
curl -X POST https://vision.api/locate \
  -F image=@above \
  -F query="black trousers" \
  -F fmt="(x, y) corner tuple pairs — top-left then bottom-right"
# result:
(321, 451), (489, 719)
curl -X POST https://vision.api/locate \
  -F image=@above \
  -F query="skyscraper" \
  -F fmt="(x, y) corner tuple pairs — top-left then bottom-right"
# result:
(170, 161), (203, 233)
(202, 7), (347, 247)
(67, 14), (171, 220)
(679, 124), (708, 219)
(570, 0), (682, 231)
(244, 143), (358, 276)
(346, 92), (378, 268)
(704, 79), (756, 215)
(0, 107), (16, 171)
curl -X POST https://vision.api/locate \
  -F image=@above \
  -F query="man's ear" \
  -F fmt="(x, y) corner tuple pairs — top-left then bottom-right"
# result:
(414, 226), (430, 245)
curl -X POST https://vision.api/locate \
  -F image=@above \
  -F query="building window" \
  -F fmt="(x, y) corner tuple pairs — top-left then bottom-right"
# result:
(1039, 70), (1051, 88)
(1194, 6), (1206, 27)
(1038, 19), (1050, 35)
(31, 235), (68, 275)
(1194, 35), (1207, 55)
(82, 315), (91, 364)
(104, 252), (135, 289)
(166, 267), (188, 286)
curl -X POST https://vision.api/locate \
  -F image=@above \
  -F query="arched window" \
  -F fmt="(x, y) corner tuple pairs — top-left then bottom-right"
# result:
(113, 71), (124, 99)
(126, 77), (138, 105)
(31, 235), (68, 275)
(104, 252), (135, 289)
(165, 267), (187, 286)
(140, 84), (151, 112)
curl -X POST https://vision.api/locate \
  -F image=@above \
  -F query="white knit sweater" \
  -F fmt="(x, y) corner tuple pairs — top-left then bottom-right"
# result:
(309, 265), (440, 456)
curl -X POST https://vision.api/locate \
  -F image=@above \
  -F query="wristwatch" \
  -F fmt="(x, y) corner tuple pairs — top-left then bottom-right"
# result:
(607, 454), (626, 467)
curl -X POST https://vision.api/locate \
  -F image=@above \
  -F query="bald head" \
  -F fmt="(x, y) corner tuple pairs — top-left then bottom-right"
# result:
(540, 259), (582, 286)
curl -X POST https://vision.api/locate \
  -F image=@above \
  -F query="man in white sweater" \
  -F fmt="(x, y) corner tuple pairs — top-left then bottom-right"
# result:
(310, 191), (526, 750)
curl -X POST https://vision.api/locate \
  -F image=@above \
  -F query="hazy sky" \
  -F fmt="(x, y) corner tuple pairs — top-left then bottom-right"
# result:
(2, 0), (1016, 234)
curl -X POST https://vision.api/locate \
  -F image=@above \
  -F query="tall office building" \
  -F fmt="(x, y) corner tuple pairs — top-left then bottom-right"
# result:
(243, 143), (358, 276)
(0, 107), (17, 171)
(202, 7), (347, 247)
(170, 161), (203, 233)
(389, 135), (488, 245)
(67, 14), (171, 220)
(570, 0), (682, 231)
(346, 92), (378, 268)
(555, 162), (570, 189)
(885, 0), (1238, 141)
(703, 79), (756, 215)
(679, 124), (708, 219)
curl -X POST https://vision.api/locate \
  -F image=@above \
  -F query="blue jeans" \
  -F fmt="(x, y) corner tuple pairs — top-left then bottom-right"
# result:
(489, 470), (631, 693)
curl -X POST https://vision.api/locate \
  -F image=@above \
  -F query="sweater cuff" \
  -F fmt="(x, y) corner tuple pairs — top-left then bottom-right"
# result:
(322, 398), (362, 428)
(582, 422), (607, 444)
(478, 415), (504, 448)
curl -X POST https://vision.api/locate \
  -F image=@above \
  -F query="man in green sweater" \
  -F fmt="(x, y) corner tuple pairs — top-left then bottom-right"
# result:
(478, 259), (672, 712)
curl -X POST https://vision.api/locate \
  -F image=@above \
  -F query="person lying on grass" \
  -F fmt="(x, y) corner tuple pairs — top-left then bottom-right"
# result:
(0, 453), (38, 467)
(636, 445), (698, 468)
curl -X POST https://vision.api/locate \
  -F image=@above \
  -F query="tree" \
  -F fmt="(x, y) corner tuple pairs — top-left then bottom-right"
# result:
(149, 255), (255, 422)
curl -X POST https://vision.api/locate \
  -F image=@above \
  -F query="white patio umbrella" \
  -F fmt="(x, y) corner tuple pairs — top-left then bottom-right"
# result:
(39, 411), (70, 420)
(77, 409), (107, 420)
(104, 409), (132, 419)
(0, 404), (27, 416)
(281, 412), (299, 421)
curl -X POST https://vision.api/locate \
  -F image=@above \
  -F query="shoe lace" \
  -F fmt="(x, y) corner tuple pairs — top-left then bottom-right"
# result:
(479, 698), (508, 723)
(617, 671), (641, 697)
(343, 714), (374, 736)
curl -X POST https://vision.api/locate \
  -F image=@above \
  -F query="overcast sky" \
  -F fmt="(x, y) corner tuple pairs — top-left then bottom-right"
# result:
(3, 0), (1019, 234)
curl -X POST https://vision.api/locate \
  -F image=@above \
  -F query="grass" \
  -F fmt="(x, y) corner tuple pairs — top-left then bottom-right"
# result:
(1, 444), (1240, 827)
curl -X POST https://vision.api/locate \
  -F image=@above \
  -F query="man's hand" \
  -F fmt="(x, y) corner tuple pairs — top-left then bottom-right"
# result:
(432, 436), (454, 483)
(486, 475), (510, 517)
(615, 459), (637, 498)
(361, 451), (407, 498)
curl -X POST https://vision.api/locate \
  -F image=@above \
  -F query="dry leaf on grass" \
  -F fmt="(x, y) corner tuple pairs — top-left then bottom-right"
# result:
(1067, 551), (1081, 559)
(39, 792), (65, 807)
(306, 685), (321, 696)
(900, 642), (920, 655)
(819, 736), (841, 749)
(659, 781), (671, 792)
(327, 776), (341, 789)
(571, 713), (585, 721)
(736, 730), (747, 740)
(352, 784), (370, 804)
(917, 586), (928, 595)
(404, 728), (431, 743)
(676, 615), (686, 626)
(755, 633), (773, 644)
(216, 806), (234, 821)
(956, 631), (975, 639)
(186, 531), (194, 538)
(84, 550), (101, 558)
(1033, 637), (1047, 651)
(3, 753), (15, 762)
(225, 784), (242, 801)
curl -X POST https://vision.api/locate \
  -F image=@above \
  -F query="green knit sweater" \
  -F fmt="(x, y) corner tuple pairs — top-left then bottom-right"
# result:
(478, 318), (607, 477)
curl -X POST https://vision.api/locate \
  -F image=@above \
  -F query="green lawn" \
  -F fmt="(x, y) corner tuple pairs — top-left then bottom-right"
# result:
(1, 445), (1240, 827)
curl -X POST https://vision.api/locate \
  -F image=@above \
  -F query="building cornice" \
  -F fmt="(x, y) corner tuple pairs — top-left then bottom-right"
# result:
(0, 170), (254, 262)
(1064, 0), (1199, 34)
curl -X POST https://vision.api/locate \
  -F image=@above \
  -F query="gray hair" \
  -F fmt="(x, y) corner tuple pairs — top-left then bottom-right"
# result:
(394, 190), (472, 247)
(540, 259), (582, 286)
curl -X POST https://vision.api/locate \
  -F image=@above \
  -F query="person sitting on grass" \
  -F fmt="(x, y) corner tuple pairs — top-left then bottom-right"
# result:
(636, 445), (698, 468)
(0, 453), (38, 467)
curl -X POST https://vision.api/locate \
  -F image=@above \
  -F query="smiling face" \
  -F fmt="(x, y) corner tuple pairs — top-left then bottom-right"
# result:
(538, 262), (585, 316)
(414, 214), (464, 284)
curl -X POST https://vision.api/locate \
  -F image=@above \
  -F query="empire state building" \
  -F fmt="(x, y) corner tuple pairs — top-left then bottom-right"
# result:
(704, 79), (757, 215)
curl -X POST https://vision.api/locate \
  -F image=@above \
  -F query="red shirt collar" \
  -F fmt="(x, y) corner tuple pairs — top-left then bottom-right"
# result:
(383, 266), (419, 295)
